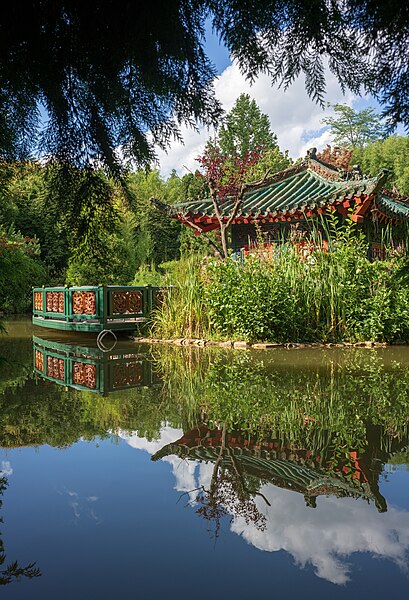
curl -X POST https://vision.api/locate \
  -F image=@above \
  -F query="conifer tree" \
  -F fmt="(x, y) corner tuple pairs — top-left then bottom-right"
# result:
(218, 94), (277, 157)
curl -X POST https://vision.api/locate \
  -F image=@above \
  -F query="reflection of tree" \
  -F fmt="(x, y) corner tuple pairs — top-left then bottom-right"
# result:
(154, 419), (405, 527)
(185, 425), (269, 538)
(154, 345), (409, 455)
(0, 477), (41, 586)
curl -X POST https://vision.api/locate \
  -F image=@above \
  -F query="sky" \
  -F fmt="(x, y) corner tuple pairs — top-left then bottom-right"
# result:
(155, 22), (382, 178)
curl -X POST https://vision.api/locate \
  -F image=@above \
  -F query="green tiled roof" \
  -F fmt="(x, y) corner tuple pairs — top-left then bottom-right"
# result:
(152, 442), (377, 504)
(375, 194), (409, 219)
(162, 159), (389, 219)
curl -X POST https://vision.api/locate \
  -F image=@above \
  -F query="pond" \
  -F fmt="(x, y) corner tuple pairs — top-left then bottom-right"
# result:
(1, 318), (409, 599)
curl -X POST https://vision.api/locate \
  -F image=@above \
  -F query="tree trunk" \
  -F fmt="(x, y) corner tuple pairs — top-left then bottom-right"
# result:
(220, 225), (229, 259)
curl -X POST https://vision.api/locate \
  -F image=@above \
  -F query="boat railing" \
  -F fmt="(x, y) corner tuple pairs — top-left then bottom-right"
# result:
(33, 285), (166, 332)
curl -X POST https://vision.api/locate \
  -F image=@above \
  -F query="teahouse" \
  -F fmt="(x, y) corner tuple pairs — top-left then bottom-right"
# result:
(155, 147), (409, 260)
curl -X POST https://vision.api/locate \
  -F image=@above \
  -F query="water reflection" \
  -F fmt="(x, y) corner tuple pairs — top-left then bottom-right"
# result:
(152, 424), (388, 511)
(0, 476), (41, 586)
(2, 324), (409, 590)
(232, 483), (409, 585)
(33, 335), (160, 393)
(119, 424), (409, 586)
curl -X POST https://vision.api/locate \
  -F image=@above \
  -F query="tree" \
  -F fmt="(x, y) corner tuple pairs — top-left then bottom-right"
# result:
(1, 2), (409, 174)
(44, 166), (132, 286)
(353, 136), (409, 196)
(0, 1), (222, 173)
(196, 141), (269, 258)
(128, 169), (182, 267)
(218, 94), (277, 157)
(321, 104), (387, 148)
(1, 162), (71, 281)
(0, 227), (46, 312)
(189, 96), (291, 259)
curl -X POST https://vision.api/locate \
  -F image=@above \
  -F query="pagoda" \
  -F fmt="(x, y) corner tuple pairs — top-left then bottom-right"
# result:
(154, 147), (409, 259)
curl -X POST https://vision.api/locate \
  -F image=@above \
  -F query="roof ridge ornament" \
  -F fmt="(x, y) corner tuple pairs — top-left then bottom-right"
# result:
(306, 147), (317, 160)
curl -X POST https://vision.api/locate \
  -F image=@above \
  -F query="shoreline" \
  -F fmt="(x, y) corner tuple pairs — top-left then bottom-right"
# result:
(131, 336), (392, 349)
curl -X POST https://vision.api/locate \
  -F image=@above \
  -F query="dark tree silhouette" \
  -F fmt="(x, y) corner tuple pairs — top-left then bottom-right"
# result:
(0, 477), (41, 586)
(0, 1), (408, 175)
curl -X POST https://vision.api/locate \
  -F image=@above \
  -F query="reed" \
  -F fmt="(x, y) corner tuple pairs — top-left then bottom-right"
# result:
(203, 221), (409, 342)
(151, 255), (211, 339)
(151, 218), (409, 343)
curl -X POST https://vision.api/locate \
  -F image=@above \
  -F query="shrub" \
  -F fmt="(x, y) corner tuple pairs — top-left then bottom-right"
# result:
(0, 229), (46, 313)
(203, 241), (409, 343)
(151, 217), (409, 343)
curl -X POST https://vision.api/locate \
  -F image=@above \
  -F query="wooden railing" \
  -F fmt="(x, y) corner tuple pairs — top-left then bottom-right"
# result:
(32, 285), (166, 332)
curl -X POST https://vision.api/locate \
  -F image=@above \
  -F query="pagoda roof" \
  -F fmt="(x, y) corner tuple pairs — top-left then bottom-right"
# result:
(151, 426), (386, 510)
(154, 157), (409, 227)
(375, 191), (409, 220)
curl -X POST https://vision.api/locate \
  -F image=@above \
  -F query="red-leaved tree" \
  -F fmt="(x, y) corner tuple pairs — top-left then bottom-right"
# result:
(196, 141), (269, 258)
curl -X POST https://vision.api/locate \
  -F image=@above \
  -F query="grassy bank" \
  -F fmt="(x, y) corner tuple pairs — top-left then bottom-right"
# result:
(151, 226), (409, 344)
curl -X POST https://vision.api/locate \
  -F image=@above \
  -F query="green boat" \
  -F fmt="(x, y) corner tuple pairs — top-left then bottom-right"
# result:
(32, 285), (164, 333)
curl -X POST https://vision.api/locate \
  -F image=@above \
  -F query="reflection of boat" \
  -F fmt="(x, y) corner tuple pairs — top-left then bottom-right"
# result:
(152, 425), (388, 512)
(33, 335), (160, 394)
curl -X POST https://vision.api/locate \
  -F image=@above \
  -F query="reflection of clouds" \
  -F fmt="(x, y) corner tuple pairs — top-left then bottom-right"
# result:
(117, 428), (197, 500)
(118, 428), (215, 503)
(0, 460), (13, 477)
(118, 427), (409, 585)
(231, 485), (409, 585)
(59, 489), (102, 525)
(117, 427), (183, 455)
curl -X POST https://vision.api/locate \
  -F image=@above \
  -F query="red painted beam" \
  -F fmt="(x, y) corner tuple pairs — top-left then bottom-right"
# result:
(351, 195), (372, 223)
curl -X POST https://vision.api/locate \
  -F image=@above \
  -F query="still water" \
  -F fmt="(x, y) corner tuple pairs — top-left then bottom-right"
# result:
(1, 318), (409, 599)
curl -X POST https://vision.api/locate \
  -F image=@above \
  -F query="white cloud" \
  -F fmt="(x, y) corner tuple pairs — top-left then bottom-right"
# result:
(156, 62), (370, 177)
(232, 484), (409, 585)
(0, 460), (13, 477)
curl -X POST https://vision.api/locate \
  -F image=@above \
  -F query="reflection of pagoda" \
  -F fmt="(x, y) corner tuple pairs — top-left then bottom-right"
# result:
(152, 425), (388, 512)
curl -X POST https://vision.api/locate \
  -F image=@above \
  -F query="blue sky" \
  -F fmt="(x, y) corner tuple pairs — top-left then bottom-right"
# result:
(156, 23), (389, 177)
(204, 19), (231, 74)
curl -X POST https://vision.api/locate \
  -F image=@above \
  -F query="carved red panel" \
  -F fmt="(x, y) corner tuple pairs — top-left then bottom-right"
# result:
(112, 291), (142, 314)
(35, 350), (44, 371)
(72, 362), (96, 388)
(46, 291), (64, 313)
(72, 291), (96, 315)
(34, 292), (43, 311)
(127, 291), (142, 313)
(46, 356), (65, 380)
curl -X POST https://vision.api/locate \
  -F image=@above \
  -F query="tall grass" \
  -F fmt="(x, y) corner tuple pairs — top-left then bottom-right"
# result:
(151, 219), (409, 343)
(151, 255), (210, 339)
